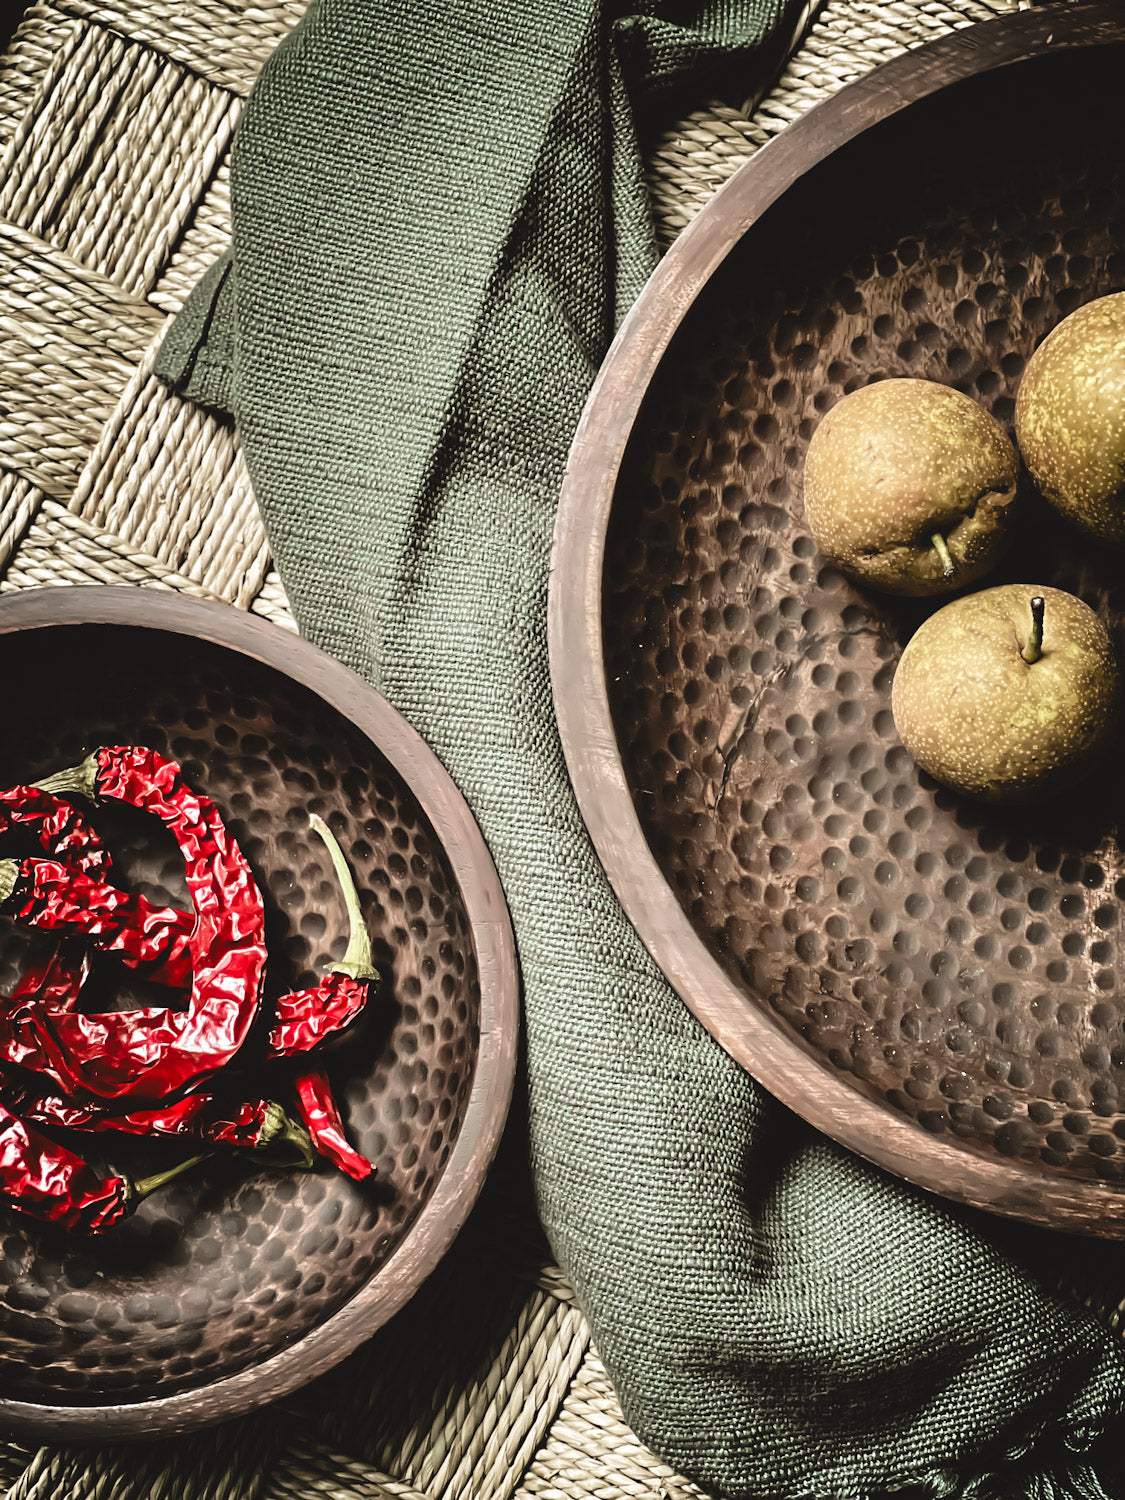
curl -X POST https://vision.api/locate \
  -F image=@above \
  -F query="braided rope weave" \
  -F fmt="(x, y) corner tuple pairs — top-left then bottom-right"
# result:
(2, 2), (1115, 1497)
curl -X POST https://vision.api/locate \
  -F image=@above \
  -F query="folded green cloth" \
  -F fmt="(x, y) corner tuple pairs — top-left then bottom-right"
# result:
(158, 3), (1125, 1495)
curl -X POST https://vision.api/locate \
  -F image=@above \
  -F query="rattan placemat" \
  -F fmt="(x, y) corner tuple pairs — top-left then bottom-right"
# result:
(3, 2), (1118, 1498)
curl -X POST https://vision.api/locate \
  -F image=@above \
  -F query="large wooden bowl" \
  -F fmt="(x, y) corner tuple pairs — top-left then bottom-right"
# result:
(0, 587), (517, 1438)
(551, 6), (1125, 1235)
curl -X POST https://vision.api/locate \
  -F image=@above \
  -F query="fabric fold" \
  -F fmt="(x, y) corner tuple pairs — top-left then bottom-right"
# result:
(157, 250), (236, 411)
(156, 3), (1125, 1495)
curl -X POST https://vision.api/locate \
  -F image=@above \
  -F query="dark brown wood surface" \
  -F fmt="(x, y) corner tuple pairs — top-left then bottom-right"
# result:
(0, 586), (519, 1439)
(551, 4), (1125, 1236)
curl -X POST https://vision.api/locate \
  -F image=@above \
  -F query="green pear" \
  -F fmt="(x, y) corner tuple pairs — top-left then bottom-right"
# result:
(891, 584), (1120, 802)
(1015, 292), (1125, 543)
(803, 379), (1019, 596)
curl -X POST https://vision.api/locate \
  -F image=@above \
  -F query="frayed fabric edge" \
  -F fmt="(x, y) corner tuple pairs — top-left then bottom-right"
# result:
(654, 1412), (1125, 1500)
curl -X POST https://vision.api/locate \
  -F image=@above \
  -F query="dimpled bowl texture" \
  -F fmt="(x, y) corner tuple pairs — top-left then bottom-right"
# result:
(0, 590), (515, 1437)
(554, 15), (1125, 1234)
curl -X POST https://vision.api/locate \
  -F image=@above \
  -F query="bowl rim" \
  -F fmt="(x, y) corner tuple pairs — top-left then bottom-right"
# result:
(549, 3), (1125, 1236)
(0, 585), (519, 1439)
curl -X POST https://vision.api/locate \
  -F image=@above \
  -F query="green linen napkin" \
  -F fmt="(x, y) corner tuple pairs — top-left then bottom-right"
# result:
(157, 3), (1125, 1495)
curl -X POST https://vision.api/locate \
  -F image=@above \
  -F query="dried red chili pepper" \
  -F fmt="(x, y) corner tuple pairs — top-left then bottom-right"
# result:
(0, 781), (194, 1027)
(0, 787), (102, 1021)
(0, 858), (194, 986)
(0, 944), (94, 1080)
(268, 970), (370, 1056)
(266, 816), (376, 1180)
(0, 785), (109, 878)
(4, 944), (90, 1011)
(0, 756), (376, 1195)
(0, 1101), (130, 1231)
(8, 745), (267, 1101)
(267, 814), (377, 1058)
(3, 809), (377, 1060)
(292, 1067), (372, 1181)
(0, 1081), (314, 1164)
(0, 1099), (205, 1234)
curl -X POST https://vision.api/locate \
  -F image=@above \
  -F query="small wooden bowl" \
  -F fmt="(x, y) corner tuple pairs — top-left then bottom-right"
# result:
(0, 586), (517, 1438)
(552, 6), (1125, 1236)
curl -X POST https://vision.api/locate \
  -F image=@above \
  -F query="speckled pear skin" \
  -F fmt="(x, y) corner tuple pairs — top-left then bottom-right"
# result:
(892, 584), (1120, 802)
(803, 378), (1020, 596)
(1015, 293), (1125, 544)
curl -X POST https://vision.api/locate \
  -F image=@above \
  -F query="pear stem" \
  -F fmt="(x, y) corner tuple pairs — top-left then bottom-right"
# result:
(930, 532), (955, 578)
(1022, 596), (1045, 665)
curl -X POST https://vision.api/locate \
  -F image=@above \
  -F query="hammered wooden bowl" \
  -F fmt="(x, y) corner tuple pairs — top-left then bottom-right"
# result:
(552, 6), (1125, 1235)
(0, 587), (517, 1438)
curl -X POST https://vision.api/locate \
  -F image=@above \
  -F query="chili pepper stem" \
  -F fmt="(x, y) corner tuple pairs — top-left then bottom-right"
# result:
(260, 1101), (316, 1169)
(131, 1152), (209, 1200)
(35, 753), (100, 803)
(310, 814), (376, 980)
(0, 860), (16, 906)
(930, 532), (955, 578)
(1021, 595), (1045, 665)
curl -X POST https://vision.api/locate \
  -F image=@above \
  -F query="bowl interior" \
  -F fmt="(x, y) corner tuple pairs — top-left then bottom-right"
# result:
(0, 622), (479, 1404)
(605, 42), (1125, 1201)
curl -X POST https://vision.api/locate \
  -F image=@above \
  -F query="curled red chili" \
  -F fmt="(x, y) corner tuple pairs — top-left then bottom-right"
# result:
(4, 746), (267, 1101)
(0, 858), (193, 986)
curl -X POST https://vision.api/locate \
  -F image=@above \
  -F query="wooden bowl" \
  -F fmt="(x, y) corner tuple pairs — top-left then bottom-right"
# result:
(551, 6), (1125, 1235)
(0, 587), (517, 1438)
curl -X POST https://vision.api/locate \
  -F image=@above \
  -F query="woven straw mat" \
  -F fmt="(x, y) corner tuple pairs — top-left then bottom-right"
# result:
(1, 2), (1119, 1499)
